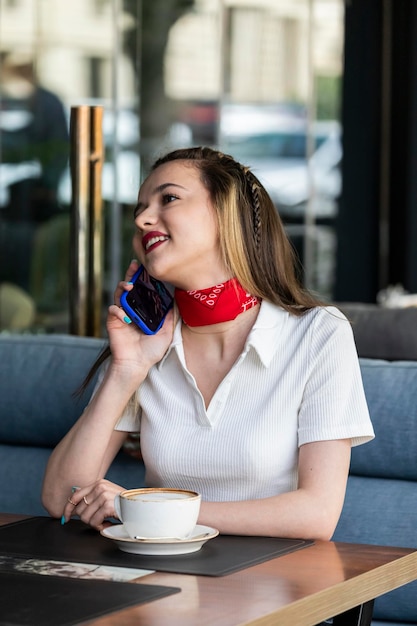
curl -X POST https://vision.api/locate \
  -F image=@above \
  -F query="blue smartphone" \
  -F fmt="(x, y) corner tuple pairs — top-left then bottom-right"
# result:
(120, 266), (173, 335)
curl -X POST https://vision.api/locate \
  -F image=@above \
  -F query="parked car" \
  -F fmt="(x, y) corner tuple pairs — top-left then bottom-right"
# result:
(218, 104), (342, 219)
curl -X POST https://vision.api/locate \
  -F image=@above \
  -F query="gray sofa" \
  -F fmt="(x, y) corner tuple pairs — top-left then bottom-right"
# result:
(0, 334), (145, 516)
(0, 332), (416, 626)
(337, 303), (417, 361)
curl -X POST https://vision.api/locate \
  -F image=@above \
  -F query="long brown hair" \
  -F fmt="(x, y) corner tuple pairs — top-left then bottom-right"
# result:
(80, 146), (323, 391)
(153, 146), (321, 310)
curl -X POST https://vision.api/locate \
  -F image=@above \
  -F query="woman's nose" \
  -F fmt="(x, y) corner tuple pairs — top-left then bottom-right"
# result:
(135, 204), (158, 228)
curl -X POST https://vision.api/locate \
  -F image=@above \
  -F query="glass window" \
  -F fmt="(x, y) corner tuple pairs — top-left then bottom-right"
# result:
(160, 0), (344, 298)
(0, 0), (344, 334)
(0, 0), (140, 333)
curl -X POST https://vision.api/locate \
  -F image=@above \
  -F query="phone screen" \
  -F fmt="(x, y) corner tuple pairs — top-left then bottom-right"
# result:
(122, 266), (173, 334)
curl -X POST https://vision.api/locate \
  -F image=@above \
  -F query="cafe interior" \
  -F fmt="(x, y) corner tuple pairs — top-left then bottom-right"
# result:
(0, 0), (417, 329)
(0, 1), (417, 625)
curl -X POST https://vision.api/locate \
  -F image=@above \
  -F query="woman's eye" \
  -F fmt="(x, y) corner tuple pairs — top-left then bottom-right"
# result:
(162, 193), (179, 204)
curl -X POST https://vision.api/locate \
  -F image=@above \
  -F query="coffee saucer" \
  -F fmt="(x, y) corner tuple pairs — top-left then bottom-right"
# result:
(100, 524), (219, 556)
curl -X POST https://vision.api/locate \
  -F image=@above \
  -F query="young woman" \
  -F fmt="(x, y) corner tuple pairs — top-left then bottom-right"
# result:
(42, 147), (374, 540)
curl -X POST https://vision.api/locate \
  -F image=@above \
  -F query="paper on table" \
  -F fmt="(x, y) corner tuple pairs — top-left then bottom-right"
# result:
(0, 554), (154, 582)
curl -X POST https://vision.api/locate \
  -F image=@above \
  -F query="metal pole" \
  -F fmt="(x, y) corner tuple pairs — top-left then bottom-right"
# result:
(303, 0), (317, 291)
(109, 0), (122, 304)
(88, 106), (104, 337)
(70, 105), (104, 337)
(69, 106), (91, 336)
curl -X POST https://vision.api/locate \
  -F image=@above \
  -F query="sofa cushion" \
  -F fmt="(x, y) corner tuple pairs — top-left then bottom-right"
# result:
(351, 359), (417, 480)
(334, 475), (417, 548)
(338, 304), (417, 360)
(0, 334), (106, 446)
(0, 444), (53, 516)
(333, 475), (417, 623)
(334, 358), (417, 624)
(0, 444), (146, 516)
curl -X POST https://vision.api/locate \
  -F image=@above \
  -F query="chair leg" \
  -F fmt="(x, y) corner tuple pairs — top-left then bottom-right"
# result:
(332, 600), (375, 626)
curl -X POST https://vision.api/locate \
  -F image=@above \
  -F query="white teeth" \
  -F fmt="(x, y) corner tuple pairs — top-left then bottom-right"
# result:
(145, 236), (168, 251)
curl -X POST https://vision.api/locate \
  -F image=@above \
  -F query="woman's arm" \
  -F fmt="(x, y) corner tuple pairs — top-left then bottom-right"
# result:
(42, 262), (175, 527)
(41, 361), (147, 522)
(197, 439), (351, 541)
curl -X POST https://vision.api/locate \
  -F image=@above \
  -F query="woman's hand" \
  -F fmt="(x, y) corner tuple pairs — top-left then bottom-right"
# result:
(62, 479), (125, 531)
(106, 260), (174, 374)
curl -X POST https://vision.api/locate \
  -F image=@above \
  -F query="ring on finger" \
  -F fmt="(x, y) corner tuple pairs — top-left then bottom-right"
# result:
(83, 496), (90, 505)
(67, 497), (76, 506)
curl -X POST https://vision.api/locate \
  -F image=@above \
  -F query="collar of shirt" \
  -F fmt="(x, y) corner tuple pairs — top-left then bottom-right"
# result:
(157, 300), (288, 370)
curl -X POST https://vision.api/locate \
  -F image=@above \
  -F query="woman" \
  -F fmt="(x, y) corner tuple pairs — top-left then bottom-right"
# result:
(42, 147), (374, 540)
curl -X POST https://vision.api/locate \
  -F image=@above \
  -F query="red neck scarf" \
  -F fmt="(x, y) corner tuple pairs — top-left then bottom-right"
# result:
(174, 278), (260, 327)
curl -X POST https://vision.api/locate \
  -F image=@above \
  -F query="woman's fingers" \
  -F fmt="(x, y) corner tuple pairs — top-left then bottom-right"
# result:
(112, 261), (139, 307)
(61, 480), (123, 529)
(113, 281), (133, 307)
(124, 259), (140, 282)
(108, 303), (132, 324)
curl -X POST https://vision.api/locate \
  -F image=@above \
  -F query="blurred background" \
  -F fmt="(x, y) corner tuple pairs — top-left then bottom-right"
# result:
(0, 0), (416, 334)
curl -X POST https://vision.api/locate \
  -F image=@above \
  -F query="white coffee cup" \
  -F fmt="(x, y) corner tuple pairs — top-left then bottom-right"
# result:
(114, 488), (201, 540)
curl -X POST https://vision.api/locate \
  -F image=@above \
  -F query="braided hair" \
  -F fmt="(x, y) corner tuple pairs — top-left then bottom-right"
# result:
(241, 164), (262, 251)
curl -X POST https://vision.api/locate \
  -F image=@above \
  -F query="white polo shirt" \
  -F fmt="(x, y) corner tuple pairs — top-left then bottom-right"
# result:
(113, 301), (374, 501)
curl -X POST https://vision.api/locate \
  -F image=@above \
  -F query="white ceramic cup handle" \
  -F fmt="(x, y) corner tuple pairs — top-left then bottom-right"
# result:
(114, 493), (123, 521)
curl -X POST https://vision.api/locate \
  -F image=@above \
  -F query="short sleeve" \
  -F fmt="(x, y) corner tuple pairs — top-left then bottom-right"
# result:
(298, 307), (375, 447)
(114, 395), (141, 432)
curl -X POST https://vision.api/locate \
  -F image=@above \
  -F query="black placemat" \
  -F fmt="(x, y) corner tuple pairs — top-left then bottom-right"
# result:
(0, 570), (180, 626)
(0, 516), (314, 577)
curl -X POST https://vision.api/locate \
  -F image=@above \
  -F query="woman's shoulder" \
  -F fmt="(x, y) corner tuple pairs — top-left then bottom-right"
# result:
(304, 304), (348, 323)
(262, 300), (348, 324)
(301, 303), (351, 333)
(258, 302), (352, 345)
(299, 304), (357, 357)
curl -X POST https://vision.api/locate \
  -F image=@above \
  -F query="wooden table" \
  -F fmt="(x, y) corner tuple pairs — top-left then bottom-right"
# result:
(1, 513), (417, 626)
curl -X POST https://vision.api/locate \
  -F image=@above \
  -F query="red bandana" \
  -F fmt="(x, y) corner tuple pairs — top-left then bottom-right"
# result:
(174, 278), (260, 327)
